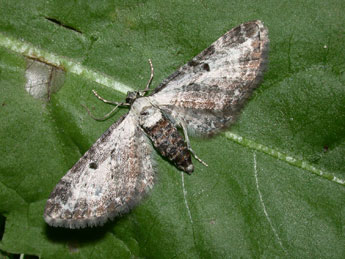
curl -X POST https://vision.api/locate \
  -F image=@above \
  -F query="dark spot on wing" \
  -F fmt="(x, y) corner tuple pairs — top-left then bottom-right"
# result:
(202, 63), (210, 71)
(89, 162), (98, 169)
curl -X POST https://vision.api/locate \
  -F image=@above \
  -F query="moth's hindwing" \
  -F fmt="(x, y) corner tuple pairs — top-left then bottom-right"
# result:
(44, 113), (155, 229)
(150, 20), (269, 136)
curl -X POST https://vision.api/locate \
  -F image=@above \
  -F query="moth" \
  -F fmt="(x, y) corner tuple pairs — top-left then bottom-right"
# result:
(44, 20), (269, 228)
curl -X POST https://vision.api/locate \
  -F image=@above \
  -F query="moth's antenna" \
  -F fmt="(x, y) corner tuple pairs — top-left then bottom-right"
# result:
(82, 90), (129, 121)
(143, 59), (154, 92)
(92, 90), (122, 105)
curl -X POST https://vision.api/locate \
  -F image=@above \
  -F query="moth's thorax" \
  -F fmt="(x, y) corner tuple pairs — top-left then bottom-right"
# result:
(139, 106), (163, 128)
(139, 106), (194, 173)
(130, 97), (152, 115)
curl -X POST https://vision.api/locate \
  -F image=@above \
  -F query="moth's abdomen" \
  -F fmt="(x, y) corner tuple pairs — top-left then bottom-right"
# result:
(139, 106), (193, 173)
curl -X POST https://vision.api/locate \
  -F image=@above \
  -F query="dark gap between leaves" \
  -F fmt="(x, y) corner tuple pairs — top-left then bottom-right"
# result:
(45, 17), (82, 34)
(0, 215), (39, 258)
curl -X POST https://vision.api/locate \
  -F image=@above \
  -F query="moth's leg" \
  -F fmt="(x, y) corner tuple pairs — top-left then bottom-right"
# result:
(180, 121), (208, 167)
(82, 103), (123, 121)
(143, 59), (154, 93)
(82, 90), (130, 121)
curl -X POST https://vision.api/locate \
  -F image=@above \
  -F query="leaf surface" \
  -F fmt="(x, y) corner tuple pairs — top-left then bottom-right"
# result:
(0, 0), (344, 258)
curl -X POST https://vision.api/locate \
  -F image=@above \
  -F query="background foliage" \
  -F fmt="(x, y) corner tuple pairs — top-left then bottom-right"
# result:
(0, 0), (344, 258)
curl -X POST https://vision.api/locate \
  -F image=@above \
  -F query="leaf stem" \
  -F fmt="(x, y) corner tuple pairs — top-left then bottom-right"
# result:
(0, 32), (133, 94)
(225, 132), (345, 186)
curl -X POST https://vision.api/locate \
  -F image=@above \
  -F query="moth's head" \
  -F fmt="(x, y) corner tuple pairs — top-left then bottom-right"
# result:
(125, 91), (141, 105)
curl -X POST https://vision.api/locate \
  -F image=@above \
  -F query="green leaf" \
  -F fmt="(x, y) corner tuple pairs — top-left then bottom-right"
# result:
(0, 0), (344, 258)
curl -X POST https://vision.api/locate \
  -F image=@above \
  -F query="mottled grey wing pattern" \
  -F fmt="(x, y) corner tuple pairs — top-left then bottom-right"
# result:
(150, 20), (269, 136)
(44, 112), (155, 228)
(44, 20), (269, 229)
